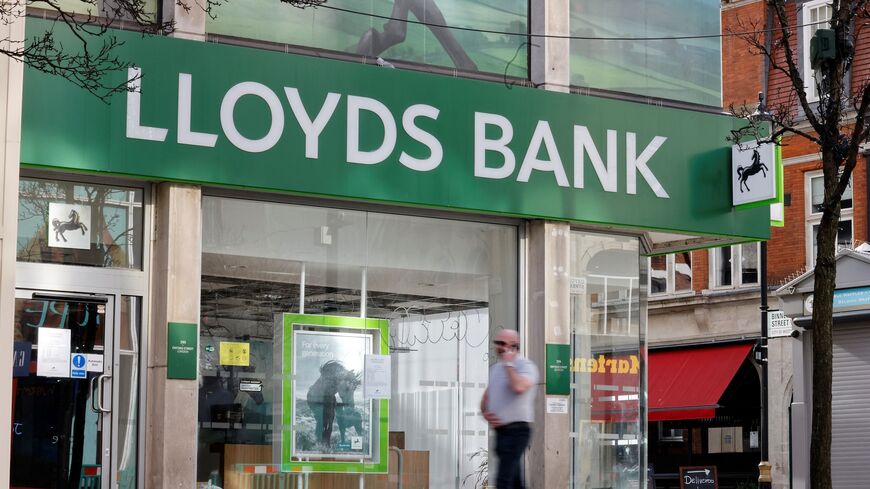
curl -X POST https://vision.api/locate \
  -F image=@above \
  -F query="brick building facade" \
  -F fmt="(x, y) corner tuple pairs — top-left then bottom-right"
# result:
(647, 2), (869, 489)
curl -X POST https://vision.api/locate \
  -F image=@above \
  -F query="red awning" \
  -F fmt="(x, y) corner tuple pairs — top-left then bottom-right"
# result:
(648, 343), (752, 421)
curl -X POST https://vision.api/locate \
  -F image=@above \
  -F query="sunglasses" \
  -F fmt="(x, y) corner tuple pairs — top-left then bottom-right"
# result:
(493, 340), (519, 348)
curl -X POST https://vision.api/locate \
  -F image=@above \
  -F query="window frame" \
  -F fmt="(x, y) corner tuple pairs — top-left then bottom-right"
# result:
(801, 0), (833, 103)
(805, 169), (854, 267)
(708, 243), (761, 290)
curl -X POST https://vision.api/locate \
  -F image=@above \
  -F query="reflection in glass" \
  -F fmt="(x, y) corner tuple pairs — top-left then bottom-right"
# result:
(715, 247), (732, 287)
(17, 177), (144, 269)
(570, 0), (721, 106)
(811, 174), (852, 213)
(740, 244), (759, 285)
(198, 196), (517, 488)
(117, 297), (141, 489)
(10, 298), (106, 488)
(206, 0), (529, 77)
(811, 220), (854, 265)
(649, 256), (667, 294)
(570, 231), (644, 489)
(674, 252), (692, 292)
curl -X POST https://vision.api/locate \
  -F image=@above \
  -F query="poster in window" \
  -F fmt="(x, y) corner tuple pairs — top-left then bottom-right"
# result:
(291, 329), (372, 459)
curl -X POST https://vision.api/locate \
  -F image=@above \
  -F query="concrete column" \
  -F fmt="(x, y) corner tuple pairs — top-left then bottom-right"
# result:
(530, 0), (570, 92)
(147, 183), (202, 488)
(526, 220), (571, 489)
(162, 0), (207, 40)
(767, 336), (794, 489)
(0, 4), (25, 488)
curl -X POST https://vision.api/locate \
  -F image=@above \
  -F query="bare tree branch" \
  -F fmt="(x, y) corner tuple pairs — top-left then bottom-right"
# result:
(1, 0), (324, 101)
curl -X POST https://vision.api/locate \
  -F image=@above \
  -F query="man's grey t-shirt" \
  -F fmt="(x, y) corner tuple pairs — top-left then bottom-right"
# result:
(486, 356), (539, 424)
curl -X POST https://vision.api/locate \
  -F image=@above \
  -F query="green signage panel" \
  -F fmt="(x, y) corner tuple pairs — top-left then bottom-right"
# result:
(21, 18), (768, 241)
(281, 314), (390, 474)
(546, 343), (571, 395)
(167, 322), (197, 380)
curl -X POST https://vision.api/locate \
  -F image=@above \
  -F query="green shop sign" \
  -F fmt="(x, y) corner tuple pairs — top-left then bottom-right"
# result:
(21, 19), (768, 240)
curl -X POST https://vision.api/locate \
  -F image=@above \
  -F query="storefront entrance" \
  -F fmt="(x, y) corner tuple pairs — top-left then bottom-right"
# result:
(9, 175), (147, 488)
(11, 289), (141, 489)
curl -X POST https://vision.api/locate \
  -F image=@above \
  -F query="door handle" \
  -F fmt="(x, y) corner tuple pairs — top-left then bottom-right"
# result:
(90, 373), (112, 413)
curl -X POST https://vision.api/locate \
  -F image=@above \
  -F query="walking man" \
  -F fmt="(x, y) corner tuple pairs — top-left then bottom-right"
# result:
(480, 329), (539, 489)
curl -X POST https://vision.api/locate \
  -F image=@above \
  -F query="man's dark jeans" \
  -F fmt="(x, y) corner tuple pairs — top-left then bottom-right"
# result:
(495, 422), (532, 489)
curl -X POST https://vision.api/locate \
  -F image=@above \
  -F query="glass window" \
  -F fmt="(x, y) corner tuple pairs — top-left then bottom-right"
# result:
(802, 0), (833, 102)
(711, 244), (759, 288)
(810, 219), (853, 265)
(740, 243), (759, 285)
(206, 0), (529, 77)
(674, 252), (692, 292)
(197, 196), (518, 489)
(569, 0), (722, 106)
(649, 252), (692, 296)
(649, 255), (668, 294)
(810, 173), (852, 214)
(570, 231), (644, 489)
(713, 246), (733, 287)
(806, 170), (854, 267)
(17, 177), (144, 269)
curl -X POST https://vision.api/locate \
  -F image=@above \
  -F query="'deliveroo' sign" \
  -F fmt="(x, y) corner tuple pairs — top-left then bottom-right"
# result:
(679, 466), (718, 489)
(21, 18), (768, 241)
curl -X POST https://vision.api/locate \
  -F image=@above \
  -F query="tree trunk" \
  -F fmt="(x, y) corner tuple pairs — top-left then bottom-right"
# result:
(809, 196), (839, 489)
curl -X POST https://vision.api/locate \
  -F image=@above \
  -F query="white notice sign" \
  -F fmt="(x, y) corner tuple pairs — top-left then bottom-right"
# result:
(768, 310), (794, 338)
(85, 354), (104, 372)
(37, 328), (71, 378)
(364, 354), (391, 399)
(546, 397), (569, 414)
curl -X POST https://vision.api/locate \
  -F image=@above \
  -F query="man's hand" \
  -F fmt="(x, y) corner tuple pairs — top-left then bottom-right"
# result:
(482, 410), (502, 428)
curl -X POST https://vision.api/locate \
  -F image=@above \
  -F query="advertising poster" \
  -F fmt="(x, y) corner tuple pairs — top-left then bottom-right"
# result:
(292, 330), (372, 458)
(281, 313), (390, 474)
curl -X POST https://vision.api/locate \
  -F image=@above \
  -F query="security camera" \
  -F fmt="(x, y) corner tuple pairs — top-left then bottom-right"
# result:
(790, 330), (801, 339)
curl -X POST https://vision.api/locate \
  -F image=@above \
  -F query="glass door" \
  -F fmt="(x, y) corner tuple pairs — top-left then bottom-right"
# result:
(11, 290), (114, 489)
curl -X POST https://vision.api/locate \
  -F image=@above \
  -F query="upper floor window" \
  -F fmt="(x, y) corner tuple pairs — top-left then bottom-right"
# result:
(650, 252), (692, 296)
(802, 0), (833, 102)
(806, 170), (853, 266)
(710, 244), (759, 289)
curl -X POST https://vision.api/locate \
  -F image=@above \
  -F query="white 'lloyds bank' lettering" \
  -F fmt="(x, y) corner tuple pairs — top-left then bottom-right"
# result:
(126, 68), (669, 198)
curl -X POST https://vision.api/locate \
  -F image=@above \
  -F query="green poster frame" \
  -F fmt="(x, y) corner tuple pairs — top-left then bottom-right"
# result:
(281, 313), (390, 474)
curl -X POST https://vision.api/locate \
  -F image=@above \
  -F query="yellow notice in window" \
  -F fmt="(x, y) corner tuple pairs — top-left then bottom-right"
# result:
(219, 341), (250, 367)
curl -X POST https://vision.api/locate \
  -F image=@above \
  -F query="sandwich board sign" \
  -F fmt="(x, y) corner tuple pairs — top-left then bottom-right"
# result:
(679, 466), (718, 489)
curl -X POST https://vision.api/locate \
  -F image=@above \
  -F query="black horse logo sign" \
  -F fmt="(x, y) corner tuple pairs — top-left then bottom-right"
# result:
(736, 148), (769, 193)
(52, 209), (88, 242)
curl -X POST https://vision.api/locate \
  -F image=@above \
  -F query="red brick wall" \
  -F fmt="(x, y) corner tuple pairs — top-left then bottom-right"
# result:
(722, 1), (767, 108)
(691, 249), (709, 294)
(765, 137), (868, 285)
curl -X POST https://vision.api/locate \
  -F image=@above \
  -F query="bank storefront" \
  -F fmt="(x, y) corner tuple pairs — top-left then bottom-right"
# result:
(5, 16), (768, 489)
